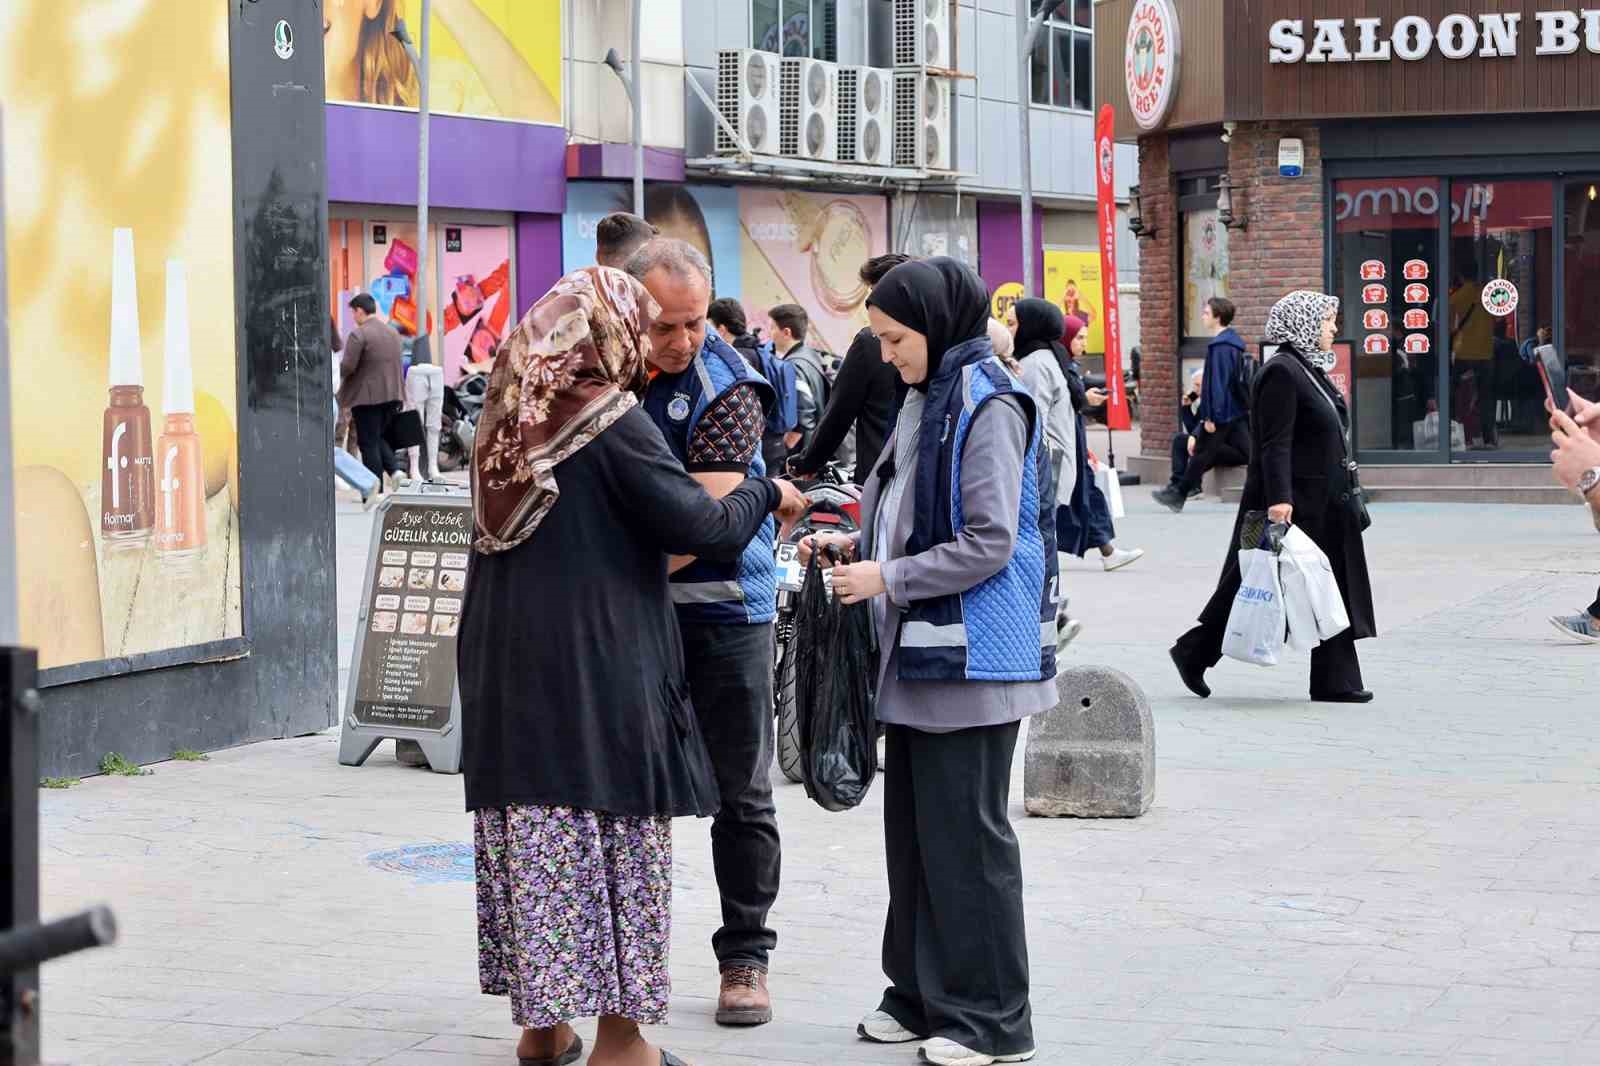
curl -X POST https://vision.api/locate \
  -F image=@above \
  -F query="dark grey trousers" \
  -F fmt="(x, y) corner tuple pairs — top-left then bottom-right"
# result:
(879, 721), (1033, 1056)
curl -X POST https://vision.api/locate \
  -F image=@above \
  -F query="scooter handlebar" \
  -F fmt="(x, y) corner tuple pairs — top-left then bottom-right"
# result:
(0, 906), (118, 976)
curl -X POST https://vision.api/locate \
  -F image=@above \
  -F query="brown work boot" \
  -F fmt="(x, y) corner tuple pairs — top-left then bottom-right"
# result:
(716, 965), (772, 1026)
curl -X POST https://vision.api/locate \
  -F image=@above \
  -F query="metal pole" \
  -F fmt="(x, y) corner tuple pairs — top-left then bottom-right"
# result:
(631, 0), (643, 216)
(0, 111), (16, 646)
(417, 0), (431, 356)
(1017, 1), (1047, 298)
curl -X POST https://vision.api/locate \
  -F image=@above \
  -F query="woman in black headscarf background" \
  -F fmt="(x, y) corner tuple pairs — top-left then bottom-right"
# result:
(802, 259), (1057, 1066)
(1170, 290), (1376, 703)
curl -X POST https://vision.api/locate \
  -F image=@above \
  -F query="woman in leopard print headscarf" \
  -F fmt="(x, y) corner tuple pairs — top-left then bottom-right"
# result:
(1171, 290), (1377, 705)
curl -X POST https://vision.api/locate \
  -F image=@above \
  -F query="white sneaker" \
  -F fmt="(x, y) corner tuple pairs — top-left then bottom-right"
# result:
(1056, 616), (1083, 655)
(919, 1037), (1037, 1065)
(1101, 547), (1145, 572)
(858, 1009), (920, 1044)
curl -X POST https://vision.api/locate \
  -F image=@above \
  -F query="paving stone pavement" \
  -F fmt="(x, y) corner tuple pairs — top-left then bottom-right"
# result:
(36, 494), (1600, 1066)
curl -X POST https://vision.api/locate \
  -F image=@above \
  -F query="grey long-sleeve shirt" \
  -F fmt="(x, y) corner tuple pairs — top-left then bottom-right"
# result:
(858, 391), (1059, 733)
(1018, 349), (1078, 507)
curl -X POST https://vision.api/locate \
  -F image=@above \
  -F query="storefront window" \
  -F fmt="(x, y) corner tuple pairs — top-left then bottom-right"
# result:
(1448, 180), (1553, 456)
(1181, 197), (1229, 339)
(1563, 179), (1600, 407)
(1334, 178), (1442, 454)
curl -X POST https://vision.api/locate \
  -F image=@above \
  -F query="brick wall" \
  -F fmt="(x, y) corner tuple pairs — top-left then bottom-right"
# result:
(1135, 123), (1326, 465)
(1136, 135), (1178, 460)
(1225, 123), (1326, 347)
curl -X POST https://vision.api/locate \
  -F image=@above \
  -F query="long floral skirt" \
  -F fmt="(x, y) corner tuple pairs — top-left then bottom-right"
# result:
(475, 804), (673, 1028)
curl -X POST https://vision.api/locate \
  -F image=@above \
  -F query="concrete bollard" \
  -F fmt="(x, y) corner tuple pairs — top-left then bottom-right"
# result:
(1024, 665), (1155, 818)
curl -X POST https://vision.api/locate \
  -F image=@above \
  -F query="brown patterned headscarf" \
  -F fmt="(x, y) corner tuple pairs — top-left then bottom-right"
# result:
(471, 267), (659, 553)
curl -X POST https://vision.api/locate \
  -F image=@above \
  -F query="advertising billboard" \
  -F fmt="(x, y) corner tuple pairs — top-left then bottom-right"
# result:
(324, 0), (561, 125)
(2, 0), (244, 672)
(1044, 250), (1106, 356)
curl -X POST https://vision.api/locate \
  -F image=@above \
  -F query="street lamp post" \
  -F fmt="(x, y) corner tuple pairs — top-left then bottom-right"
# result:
(604, 0), (645, 217)
(1018, 0), (1050, 298)
(393, 7), (432, 361)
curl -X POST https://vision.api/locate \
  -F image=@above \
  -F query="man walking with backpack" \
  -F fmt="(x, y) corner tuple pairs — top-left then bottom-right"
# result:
(1154, 297), (1251, 512)
(768, 304), (844, 468)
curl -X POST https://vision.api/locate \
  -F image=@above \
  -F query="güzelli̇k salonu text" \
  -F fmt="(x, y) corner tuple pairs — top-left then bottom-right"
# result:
(1269, 12), (1600, 64)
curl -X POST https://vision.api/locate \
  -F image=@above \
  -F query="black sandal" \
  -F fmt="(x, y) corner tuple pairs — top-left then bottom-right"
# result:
(518, 1032), (583, 1066)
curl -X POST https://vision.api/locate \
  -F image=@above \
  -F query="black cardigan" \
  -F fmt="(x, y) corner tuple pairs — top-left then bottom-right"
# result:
(457, 405), (780, 817)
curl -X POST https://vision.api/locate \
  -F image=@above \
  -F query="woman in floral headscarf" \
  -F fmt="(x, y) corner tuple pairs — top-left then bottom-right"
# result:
(1169, 290), (1376, 704)
(459, 267), (804, 1066)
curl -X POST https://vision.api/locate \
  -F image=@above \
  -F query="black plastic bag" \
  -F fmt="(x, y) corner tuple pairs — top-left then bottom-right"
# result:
(791, 551), (878, 811)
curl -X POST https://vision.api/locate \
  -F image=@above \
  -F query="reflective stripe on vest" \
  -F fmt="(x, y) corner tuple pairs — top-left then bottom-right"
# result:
(670, 580), (747, 606)
(901, 618), (1058, 650)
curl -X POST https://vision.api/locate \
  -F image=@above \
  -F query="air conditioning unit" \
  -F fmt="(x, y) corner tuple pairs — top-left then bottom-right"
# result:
(893, 71), (952, 171)
(780, 57), (839, 161)
(894, 0), (952, 70)
(838, 67), (894, 166)
(716, 48), (782, 155)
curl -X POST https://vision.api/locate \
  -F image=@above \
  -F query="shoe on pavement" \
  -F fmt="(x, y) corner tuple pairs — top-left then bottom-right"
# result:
(1311, 689), (1375, 704)
(518, 1032), (583, 1066)
(1102, 547), (1145, 572)
(716, 965), (772, 1026)
(1549, 613), (1600, 644)
(858, 1010), (921, 1044)
(1055, 614), (1083, 655)
(919, 1037), (1036, 1065)
(1170, 647), (1210, 699)
(1151, 486), (1186, 513)
(1187, 485), (1204, 500)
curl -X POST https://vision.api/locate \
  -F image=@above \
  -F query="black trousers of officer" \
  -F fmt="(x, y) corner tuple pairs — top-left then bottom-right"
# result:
(879, 721), (1033, 1057)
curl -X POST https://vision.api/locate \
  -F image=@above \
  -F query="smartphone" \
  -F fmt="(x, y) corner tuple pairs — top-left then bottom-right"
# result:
(1535, 344), (1570, 413)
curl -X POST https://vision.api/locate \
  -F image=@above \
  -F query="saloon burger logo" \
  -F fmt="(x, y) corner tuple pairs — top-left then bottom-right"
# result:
(1125, 0), (1181, 130)
(1482, 278), (1520, 316)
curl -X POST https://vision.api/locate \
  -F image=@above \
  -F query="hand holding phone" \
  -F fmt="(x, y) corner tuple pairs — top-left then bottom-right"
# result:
(1536, 344), (1570, 414)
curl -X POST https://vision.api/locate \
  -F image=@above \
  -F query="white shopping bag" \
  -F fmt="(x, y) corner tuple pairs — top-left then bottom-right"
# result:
(1412, 411), (1466, 451)
(1222, 548), (1286, 667)
(1278, 527), (1349, 647)
(1093, 463), (1127, 519)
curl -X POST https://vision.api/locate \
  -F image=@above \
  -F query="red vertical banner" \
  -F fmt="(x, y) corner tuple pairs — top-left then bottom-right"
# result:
(1094, 105), (1132, 431)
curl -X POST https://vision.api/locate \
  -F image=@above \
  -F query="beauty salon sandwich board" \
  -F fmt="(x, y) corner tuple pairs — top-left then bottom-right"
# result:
(339, 484), (471, 774)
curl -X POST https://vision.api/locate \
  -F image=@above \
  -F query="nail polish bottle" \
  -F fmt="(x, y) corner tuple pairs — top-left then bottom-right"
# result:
(101, 228), (155, 545)
(154, 260), (208, 559)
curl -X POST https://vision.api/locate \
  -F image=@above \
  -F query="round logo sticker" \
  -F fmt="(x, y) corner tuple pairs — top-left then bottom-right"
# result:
(1481, 279), (1519, 317)
(274, 19), (295, 60)
(667, 394), (692, 422)
(1125, 0), (1182, 131)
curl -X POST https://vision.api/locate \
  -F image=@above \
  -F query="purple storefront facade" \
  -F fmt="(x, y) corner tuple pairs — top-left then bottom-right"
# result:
(326, 104), (568, 381)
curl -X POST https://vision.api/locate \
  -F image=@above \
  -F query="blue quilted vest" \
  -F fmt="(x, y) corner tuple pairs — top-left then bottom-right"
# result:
(898, 338), (1059, 682)
(643, 334), (778, 626)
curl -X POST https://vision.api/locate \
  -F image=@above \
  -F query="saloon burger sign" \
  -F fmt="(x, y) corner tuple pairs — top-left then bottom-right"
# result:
(1270, 11), (1600, 63)
(1126, 0), (1181, 130)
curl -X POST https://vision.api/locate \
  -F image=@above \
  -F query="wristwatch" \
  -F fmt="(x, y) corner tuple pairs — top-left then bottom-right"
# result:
(1578, 466), (1600, 502)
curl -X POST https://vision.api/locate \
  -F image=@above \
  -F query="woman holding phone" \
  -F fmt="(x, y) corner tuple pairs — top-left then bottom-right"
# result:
(1169, 290), (1377, 703)
(801, 258), (1057, 1066)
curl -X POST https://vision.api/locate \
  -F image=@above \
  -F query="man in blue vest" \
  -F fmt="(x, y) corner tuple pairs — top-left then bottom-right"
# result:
(626, 238), (783, 1027)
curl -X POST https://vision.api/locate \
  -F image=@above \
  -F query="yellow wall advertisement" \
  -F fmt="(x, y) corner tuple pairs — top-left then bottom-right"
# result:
(1044, 250), (1106, 356)
(324, 0), (561, 126)
(2, 1), (243, 671)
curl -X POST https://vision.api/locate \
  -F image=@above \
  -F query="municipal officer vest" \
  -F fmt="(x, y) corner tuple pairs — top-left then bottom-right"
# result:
(643, 334), (778, 626)
(898, 339), (1059, 682)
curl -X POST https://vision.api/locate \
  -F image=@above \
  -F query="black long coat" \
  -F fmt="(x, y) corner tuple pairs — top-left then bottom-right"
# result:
(457, 406), (780, 818)
(1197, 348), (1376, 640)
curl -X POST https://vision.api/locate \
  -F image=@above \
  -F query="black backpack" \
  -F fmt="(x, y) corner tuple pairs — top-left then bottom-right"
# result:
(1231, 351), (1261, 411)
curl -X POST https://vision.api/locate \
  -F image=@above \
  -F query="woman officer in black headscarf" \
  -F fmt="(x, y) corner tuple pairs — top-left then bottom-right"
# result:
(802, 259), (1058, 1066)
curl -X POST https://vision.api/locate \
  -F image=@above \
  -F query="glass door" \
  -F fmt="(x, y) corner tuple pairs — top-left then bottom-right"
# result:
(1563, 179), (1600, 409)
(1445, 180), (1554, 458)
(1333, 178), (1442, 458)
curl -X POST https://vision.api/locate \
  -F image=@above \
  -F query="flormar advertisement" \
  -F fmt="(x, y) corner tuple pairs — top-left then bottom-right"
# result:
(1044, 250), (1106, 356)
(323, 0), (561, 126)
(2, 0), (243, 672)
(739, 189), (888, 356)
